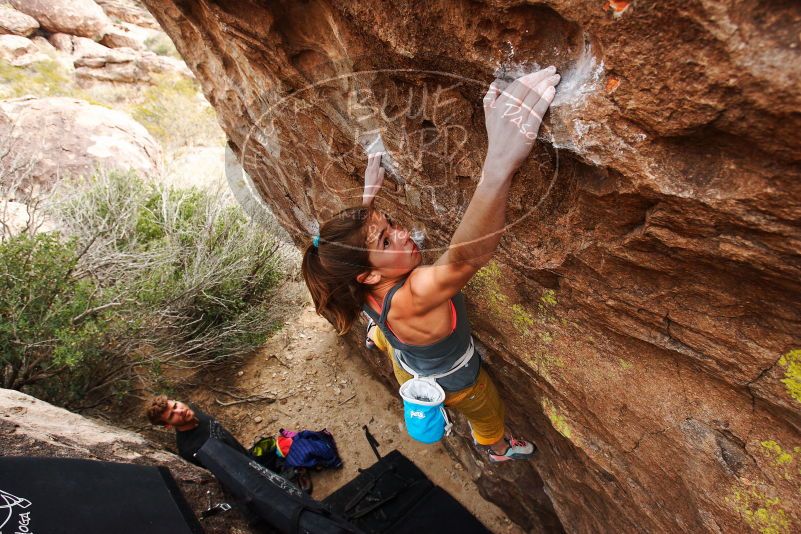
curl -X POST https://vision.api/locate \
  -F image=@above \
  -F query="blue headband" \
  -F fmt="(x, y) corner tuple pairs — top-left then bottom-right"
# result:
(312, 235), (320, 248)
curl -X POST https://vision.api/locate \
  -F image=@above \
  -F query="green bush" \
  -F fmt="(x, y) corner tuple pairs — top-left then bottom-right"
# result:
(0, 58), (88, 100)
(0, 233), (116, 404)
(3, 171), (291, 406)
(55, 171), (288, 362)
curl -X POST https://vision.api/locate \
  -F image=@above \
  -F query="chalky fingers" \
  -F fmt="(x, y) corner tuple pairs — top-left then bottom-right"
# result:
(507, 66), (556, 106)
(523, 73), (560, 122)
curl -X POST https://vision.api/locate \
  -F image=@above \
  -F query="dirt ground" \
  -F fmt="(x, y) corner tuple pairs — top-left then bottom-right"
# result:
(173, 301), (523, 533)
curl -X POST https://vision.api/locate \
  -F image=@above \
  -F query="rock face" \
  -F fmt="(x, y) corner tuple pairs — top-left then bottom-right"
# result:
(0, 34), (35, 62)
(100, 24), (146, 50)
(96, 0), (160, 30)
(0, 388), (250, 534)
(0, 4), (39, 37)
(0, 97), (161, 191)
(142, 1), (801, 532)
(8, 0), (111, 40)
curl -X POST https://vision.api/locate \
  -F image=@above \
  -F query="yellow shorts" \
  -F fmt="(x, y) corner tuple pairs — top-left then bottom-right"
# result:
(372, 326), (505, 445)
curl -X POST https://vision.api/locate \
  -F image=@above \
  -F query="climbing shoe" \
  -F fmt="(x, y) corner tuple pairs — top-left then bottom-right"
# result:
(487, 437), (536, 463)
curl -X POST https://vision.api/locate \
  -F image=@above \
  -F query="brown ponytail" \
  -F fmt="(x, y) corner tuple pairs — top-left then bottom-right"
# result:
(301, 206), (376, 335)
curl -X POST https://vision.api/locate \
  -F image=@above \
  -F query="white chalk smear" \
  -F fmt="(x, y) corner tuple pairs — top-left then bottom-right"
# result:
(358, 132), (404, 184)
(410, 227), (426, 248)
(551, 39), (603, 109)
(293, 205), (318, 237)
(572, 118), (591, 139)
(492, 36), (602, 110)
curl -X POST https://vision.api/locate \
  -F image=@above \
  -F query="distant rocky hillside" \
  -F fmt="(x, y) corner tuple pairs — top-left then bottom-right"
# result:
(0, 0), (190, 81)
(0, 0), (226, 235)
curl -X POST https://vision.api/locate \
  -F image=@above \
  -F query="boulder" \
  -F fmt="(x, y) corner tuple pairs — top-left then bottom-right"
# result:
(95, 0), (159, 30)
(72, 36), (138, 65)
(0, 4), (39, 36)
(0, 97), (162, 191)
(0, 34), (34, 61)
(137, 50), (193, 78)
(100, 24), (145, 50)
(29, 36), (56, 53)
(141, 0), (801, 532)
(47, 32), (74, 54)
(117, 20), (163, 44)
(65, 35), (190, 81)
(0, 35), (57, 67)
(0, 389), (250, 534)
(8, 0), (111, 40)
(71, 35), (192, 82)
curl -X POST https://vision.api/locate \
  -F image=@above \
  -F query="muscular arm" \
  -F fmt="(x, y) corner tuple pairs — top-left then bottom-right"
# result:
(407, 67), (560, 312)
(405, 164), (511, 311)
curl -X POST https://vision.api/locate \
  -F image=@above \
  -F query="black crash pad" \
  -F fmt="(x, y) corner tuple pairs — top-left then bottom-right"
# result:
(0, 457), (203, 534)
(324, 450), (490, 534)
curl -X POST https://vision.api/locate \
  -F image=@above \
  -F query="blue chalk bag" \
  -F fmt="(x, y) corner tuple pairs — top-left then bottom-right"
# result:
(396, 337), (475, 444)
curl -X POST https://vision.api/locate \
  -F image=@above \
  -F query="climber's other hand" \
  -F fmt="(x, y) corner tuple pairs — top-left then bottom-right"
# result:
(362, 152), (385, 207)
(483, 67), (558, 177)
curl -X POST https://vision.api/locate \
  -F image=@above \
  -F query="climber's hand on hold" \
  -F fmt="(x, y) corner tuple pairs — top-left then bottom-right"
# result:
(482, 67), (559, 180)
(362, 152), (385, 207)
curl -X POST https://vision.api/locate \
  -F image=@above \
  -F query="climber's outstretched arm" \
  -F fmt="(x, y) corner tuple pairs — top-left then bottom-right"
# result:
(407, 67), (559, 313)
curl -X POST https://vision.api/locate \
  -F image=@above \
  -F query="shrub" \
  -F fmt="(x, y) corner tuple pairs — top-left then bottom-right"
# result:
(0, 232), (119, 404)
(52, 170), (290, 368)
(131, 73), (224, 149)
(1, 171), (295, 407)
(144, 33), (181, 59)
(0, 58), (84, 100)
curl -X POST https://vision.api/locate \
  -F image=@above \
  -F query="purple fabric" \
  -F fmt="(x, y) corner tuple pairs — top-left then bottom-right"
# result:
(282, 429), (342, 469)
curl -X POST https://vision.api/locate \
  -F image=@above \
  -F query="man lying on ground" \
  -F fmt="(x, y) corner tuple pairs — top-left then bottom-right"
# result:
(146, 395), (249, 467)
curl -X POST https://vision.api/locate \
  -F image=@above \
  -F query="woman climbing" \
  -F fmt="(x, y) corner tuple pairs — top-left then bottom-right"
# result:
(301, 67), (560, 462)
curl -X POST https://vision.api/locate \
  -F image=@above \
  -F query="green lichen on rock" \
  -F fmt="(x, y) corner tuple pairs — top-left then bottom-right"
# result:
(528, 350), (563, 382)
(619, 358), (633, 370)
(541, 289), (558, 307)
(511, 303), (535, 334)
(469, 262), (564, 378)
(469, 261), (534, 336)
(469, 262), (558, 338)
(759, 439), (801, 482)
(537, 289), (559, 326)
(760, 440), (795, 466)
(542, 398), (573, 439)
(778, 349), (801, 404)
(727, 486), (790, 534)
(469, 261), (507, 311)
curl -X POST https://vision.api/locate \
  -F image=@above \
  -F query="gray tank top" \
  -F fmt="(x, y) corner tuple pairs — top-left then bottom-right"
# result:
(362, 277), (480, 391)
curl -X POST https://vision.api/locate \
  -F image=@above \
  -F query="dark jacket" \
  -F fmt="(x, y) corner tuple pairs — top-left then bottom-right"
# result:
(175, 404), (248, 467)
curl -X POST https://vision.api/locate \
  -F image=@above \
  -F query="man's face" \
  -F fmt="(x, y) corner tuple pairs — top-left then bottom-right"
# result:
(160, 400), (195, 428)
(364, 210), (421, 278)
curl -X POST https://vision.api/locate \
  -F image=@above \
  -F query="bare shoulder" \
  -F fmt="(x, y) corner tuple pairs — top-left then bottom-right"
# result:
(389, 267), (427, 320)
(387, 267), (455, 343)
(403, 258), (478, 314)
